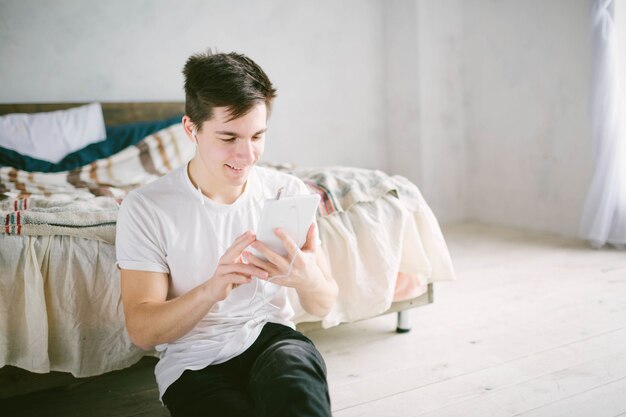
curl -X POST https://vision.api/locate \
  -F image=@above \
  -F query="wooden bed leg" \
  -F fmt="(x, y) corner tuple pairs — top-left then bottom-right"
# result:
(396, 310), (411, 333)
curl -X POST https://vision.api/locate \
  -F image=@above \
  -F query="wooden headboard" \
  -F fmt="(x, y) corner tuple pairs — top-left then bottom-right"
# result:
(0, 102), (185, 125)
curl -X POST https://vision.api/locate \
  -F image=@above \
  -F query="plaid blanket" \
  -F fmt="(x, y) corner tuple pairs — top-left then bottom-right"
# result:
(1, 124), (423, 243)
(290, 166), (424, 216)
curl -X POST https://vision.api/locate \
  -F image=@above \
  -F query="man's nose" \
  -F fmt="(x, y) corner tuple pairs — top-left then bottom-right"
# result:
(235, 139), (255, 160)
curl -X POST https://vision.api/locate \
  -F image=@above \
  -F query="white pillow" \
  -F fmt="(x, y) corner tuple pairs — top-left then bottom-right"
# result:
(0, 103), (106, 163)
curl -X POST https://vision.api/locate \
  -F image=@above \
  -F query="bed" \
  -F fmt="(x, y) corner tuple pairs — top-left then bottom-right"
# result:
(0, 102), (456, 398)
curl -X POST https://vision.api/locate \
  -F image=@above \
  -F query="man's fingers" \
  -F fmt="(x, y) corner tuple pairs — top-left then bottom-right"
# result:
(220, 231), (256, 264)
(221, 262), (269, 279)
(227, 274), (253, 285)
(243, 251), (279, 275)
(274, 228), (300, 256)
(250, 240), (289, 269)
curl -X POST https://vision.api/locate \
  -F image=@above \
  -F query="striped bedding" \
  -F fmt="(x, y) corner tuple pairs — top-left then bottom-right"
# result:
(0, 123), (194, 203)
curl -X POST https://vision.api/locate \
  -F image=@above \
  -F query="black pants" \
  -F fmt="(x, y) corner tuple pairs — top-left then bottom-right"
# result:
(162, 322), (331, 417)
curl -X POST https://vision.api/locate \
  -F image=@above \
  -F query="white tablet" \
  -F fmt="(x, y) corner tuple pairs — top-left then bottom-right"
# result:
(253, 194), (321, 260)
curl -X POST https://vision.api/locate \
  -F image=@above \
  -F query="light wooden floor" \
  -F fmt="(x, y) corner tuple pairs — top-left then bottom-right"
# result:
(3, 223), (626, 416)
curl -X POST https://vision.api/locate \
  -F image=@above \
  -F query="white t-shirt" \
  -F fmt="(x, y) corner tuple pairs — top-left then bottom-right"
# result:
(115, 162), (318, 400)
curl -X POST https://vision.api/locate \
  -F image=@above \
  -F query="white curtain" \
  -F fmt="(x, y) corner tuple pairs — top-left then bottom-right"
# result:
(580, 0), (626, 248)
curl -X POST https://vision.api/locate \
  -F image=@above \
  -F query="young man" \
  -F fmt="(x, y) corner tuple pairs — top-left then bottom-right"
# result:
(115, 51), (338, 417)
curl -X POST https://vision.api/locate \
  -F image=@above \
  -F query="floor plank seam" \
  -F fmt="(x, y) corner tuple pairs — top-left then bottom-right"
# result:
(510, 376), (626, 416)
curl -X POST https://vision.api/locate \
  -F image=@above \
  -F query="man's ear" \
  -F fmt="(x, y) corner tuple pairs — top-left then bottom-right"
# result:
(182, 115), (198, 144)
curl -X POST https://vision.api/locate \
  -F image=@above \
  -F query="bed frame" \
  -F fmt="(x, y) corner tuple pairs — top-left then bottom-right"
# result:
(0, 102), (187, 125)
(0, 102), (434, 398)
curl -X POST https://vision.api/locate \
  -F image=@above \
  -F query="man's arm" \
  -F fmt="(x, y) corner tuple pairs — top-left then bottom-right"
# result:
(121, 269), (219, 350)
(121, 231), (267, 350)
(294, 249), (338, 317)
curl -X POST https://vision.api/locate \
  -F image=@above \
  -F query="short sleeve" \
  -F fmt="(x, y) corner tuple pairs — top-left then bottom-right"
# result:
(116, 192), (170, 273)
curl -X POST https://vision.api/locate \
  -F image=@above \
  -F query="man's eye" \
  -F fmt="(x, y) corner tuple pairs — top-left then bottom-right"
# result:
(253, 135), (263, 141)
(220, 138), (236, 142)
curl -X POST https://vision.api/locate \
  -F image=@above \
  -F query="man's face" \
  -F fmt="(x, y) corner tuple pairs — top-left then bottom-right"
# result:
(195, 102), (267, 188)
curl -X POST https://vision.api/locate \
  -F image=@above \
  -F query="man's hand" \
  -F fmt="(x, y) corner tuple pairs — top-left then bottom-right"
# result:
(243, 223), (325, 292)
(243, 222), (337, 317)
(204, 231), (270, 303)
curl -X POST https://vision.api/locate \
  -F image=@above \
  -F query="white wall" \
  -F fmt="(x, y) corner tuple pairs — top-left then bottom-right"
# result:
(462, 0), (594, 237)
(384, 0), (422, 188)
(384, 0), (466, 224)
(416, 0), (466, 223)
(384, 0), (595, 235)
(0, 0), (387, 170)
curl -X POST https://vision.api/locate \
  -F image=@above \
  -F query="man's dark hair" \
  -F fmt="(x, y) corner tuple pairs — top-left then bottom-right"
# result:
(183, 50), (277, 131)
